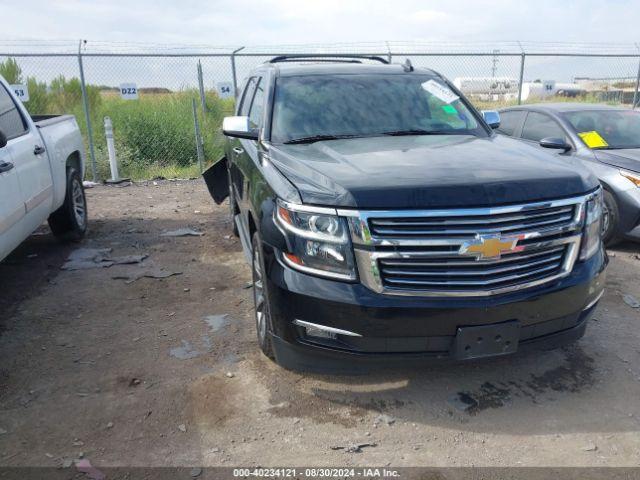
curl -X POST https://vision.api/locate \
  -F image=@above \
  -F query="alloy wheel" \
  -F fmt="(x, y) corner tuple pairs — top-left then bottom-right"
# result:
(252, 244), (267, 343)
(71, 179), (87, 229)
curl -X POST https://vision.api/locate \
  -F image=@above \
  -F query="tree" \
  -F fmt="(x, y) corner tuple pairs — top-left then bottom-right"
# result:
(0, 58), (23, 84)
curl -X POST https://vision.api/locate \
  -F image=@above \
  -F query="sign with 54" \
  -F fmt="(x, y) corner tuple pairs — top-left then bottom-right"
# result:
(217, 82), (233, 99)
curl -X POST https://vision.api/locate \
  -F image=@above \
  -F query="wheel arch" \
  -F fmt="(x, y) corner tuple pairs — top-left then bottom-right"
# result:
(66, 151), (82, 176)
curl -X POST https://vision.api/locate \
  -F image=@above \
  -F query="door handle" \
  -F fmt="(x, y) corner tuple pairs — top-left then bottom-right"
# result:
(34, 145), (45, 155)
(232, 147), (244, 155)
(0, 161), (14, 173)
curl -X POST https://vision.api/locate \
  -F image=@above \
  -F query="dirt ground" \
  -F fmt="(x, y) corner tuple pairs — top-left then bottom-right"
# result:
(1, 179), (639, 469)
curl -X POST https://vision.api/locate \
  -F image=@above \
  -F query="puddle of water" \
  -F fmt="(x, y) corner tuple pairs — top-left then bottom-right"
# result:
(201, 335), (213, 352)
(170, 340), (201, 360)
(204, 314), (230, 333)
(449, 347), (595, 415)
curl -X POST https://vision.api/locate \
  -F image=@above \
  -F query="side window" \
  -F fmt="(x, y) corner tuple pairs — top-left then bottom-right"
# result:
(238, 77), (257, 116)
(0, 84), (28, 140)
(496, 110), (525, 137)
(521, 111), (565, 142)
(248, 78), (265, 130)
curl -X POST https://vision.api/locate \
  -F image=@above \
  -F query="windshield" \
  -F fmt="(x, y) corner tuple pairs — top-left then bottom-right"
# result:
(270, 74), (486, 143)
(563, 109), (640, 149)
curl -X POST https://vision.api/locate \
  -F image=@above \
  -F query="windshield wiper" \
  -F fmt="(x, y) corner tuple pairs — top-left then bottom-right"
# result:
(594, 145), (640, 150)
(380, 129), (458, 136)
(283, 134), (365, 144)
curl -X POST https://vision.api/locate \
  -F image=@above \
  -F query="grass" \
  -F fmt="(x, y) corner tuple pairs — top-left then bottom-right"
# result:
(88, 91), (235, 181)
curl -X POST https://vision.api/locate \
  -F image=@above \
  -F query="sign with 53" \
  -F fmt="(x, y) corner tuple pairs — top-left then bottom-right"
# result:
(11, 84), (29, 102)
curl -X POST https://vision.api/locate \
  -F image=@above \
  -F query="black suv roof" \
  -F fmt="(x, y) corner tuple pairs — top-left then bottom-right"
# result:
(254, 55), (439, 78)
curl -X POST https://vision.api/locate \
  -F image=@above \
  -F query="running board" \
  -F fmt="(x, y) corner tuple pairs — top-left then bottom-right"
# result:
(235, 214), (252, 264)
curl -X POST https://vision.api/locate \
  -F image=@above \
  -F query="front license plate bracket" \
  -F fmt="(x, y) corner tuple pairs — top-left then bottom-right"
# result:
(451, 320), (520, 360)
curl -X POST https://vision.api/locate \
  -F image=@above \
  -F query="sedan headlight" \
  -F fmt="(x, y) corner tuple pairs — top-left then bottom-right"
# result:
(620, 170), (640, 187)
(579, 188), (603, 261)
(275, 201), (356, 280)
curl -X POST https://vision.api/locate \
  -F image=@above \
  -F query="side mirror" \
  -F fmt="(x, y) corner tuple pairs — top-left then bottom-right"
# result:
(222, 116), (258, 140)
(539, 137), (572, 152)
(0, 129), (7, 148)
(482, 110), (501, 129)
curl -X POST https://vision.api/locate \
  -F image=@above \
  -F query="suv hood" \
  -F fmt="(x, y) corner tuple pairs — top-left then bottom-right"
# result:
(594, 148), (640, 173)
(267, 135), (597, 209)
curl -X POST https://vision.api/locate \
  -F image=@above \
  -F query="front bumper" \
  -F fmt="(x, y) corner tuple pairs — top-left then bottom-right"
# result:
(263, 245), (607, 370)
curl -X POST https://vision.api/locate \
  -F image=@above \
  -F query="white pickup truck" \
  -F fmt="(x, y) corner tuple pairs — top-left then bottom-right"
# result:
(0, 74), (88, 261)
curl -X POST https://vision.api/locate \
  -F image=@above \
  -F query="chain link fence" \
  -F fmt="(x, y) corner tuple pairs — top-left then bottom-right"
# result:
(1, 41), (639, 181)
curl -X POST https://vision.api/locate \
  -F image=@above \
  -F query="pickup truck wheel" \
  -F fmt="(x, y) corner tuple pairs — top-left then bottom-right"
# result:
(48, 168), (87, 241)
(601, 189), (620, 247)
(252, 231), (274, 359)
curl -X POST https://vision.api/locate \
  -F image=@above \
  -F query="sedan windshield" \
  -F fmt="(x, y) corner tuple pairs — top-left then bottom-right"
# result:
(270, 74), (486, 144)
(563, 109), (640, 149)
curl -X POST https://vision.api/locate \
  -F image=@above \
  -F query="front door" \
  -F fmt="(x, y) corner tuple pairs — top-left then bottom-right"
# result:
(0, 144), (25, 260)
(0, 83), (53, 228)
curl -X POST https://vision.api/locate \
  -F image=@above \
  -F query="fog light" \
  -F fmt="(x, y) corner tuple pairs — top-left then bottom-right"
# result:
(293, 319), (362, 339)
(304, 324), (337, 340)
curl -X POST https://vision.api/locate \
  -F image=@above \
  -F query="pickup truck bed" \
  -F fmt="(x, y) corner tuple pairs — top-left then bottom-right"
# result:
(32, 114), (77, 127)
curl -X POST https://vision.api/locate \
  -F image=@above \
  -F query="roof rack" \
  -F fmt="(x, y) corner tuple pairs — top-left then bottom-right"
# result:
(268, 54), (390, 65)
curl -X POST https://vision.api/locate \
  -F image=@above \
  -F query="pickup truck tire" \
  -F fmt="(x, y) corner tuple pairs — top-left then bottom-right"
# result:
(251, 231), (274, 359)
(48, 168), (87, 241)
(601, 189), (620, 247)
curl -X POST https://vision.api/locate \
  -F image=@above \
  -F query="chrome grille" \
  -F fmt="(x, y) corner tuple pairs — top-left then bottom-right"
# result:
(379, 245), (567, 291)
(369, 205), (575, 238)
(339, 193), (596, 297)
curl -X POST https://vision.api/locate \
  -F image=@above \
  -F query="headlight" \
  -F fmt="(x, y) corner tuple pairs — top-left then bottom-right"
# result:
(620, 170), (640, 187)
(579, 189), (603, 261)
(275, 201), (356, 280)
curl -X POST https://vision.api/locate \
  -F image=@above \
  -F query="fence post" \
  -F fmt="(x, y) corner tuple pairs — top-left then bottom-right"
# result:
(77, 40), (98, 182)
(197, 60), (207, 112)
(192, 98), (204, 173)
(103, 117), (121, 182)
(517, 53), (526, 105)
(230, 46), (245, 98)
(633, 55), (640, 109)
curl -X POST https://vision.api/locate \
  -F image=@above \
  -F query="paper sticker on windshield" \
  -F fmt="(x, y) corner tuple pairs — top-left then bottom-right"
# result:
(441, 105), (457, 115)
(421, 79), (459, 104)
(578, 131), (608, 149)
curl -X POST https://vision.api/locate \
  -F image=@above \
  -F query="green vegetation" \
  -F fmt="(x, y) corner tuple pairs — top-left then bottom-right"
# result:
(0, 57), (234, 180)
(92, 92), (234, 180)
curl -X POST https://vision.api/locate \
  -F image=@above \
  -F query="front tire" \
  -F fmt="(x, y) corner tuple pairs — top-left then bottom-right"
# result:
(251, 231), (274, 359)
(601, 189), (620, 246)
(48, 168), (87, 241)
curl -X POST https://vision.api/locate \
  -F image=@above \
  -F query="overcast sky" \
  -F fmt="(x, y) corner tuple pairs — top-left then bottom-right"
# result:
(3, 0), (640, 48)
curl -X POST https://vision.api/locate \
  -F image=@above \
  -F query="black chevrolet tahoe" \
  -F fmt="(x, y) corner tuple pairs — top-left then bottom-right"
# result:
(204, 55), (607, 372)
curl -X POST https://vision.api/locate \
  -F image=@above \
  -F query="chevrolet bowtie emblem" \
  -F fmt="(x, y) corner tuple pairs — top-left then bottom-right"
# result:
(459, 234), (523, 260)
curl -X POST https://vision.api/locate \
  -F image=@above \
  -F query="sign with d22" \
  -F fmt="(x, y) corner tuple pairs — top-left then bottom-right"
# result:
(119, 83), (139, 100)
(11, 84), (29, 102)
